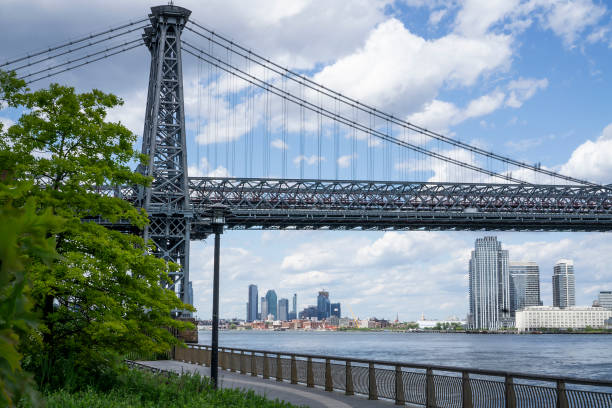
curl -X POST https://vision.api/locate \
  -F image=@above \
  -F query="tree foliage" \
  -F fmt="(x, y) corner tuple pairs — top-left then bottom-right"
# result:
(0, 70), (194, 391)
(0, 183), (62, 407)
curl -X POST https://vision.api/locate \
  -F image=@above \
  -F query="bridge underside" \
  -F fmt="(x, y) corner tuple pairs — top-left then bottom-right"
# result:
(187, 177), (612, 234)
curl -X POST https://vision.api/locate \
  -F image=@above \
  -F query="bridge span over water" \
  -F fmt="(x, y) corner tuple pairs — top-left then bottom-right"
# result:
(6, 4), (612, 308)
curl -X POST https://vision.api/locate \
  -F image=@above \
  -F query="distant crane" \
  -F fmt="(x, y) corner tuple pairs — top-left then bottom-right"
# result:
(347, 305), (360, 328)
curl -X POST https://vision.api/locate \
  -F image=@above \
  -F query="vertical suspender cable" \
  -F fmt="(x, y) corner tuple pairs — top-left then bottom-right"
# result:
(196, 57), (202, 174)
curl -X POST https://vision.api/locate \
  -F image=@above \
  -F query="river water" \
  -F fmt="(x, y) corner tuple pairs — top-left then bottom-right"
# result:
(198, 330), (612, 381)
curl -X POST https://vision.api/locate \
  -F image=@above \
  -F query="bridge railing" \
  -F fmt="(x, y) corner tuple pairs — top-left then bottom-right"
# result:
(173, 344), (612, 407)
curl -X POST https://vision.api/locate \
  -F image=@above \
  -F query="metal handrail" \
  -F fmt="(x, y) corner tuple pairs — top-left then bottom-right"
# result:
(171, 344), (612, 407)
(186, 344), (612, 388)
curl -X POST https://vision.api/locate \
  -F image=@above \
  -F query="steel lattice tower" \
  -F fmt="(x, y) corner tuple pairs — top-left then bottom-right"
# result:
(141, 5), (193, 313)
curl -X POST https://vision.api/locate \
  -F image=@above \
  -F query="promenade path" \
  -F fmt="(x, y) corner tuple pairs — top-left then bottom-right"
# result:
(137, 360), (401, 408)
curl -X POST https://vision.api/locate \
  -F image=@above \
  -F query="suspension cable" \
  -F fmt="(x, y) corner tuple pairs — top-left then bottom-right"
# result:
(186, 20), (596, 186)
(1, 17), (148, 68)
(24, 43), (143, 84)
(9, 25), (149, 72)
(182, 42), (533, 185)
(19, 39), (143, 81)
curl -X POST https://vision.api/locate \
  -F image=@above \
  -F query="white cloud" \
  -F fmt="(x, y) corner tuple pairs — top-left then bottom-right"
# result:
(454, 0), (519, 37)
(406, 91), (505, 133)
(293, 155), (324, 166)
(559, 122), (612, 183)
(188, 157), (230, 177)
(337, 153), (357, 168)
(428, 8), (449, 26)
(464, 91), (506, 118)
(271, 138), (288, 150)
(505, 77), (548, 108)
(0, 117), (15, 130)
(540, 0), (607, 47)
(313, 18), (513, 115)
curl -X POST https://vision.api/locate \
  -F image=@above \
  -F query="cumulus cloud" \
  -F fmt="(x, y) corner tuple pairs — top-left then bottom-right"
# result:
(559, 123), (612, 183)
(313, 18), (513, 115)
(540, 0), (607, 47)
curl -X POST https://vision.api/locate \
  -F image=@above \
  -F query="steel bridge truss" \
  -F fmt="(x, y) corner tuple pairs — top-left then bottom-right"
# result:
(187, 178), (612, 232)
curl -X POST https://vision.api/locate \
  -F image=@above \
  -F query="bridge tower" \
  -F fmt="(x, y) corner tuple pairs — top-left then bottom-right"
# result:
(141, 5), (193, 313)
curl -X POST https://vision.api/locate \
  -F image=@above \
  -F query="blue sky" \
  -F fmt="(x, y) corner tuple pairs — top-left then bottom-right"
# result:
(1, 0), (612, 321)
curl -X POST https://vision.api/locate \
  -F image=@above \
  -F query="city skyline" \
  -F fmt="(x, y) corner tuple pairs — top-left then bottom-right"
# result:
(194, 232), (610, 321)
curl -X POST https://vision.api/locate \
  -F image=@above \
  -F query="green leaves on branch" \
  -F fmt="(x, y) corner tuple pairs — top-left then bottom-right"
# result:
(0, 183), (63, 407)
(0, 71), (195, 395)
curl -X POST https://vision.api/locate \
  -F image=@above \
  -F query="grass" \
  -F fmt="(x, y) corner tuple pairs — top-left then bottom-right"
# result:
(21, 368), (302, 408)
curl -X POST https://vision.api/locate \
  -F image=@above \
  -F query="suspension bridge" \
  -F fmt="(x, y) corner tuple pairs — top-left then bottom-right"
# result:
(3, 4), (612, 311)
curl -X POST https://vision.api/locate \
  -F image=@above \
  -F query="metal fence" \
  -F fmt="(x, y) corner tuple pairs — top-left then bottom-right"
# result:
(172, 344), (612, 407)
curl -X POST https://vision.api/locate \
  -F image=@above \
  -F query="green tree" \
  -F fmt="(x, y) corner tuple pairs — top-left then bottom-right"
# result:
(0, 182), (62, 407)
(0, 71), (194, 390)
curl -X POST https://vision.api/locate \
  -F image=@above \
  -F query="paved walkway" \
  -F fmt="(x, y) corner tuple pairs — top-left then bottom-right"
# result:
(136, 360), (400, 408)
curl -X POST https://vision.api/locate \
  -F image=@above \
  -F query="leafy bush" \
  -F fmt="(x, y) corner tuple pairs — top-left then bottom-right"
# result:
(20, 369), (302, 408)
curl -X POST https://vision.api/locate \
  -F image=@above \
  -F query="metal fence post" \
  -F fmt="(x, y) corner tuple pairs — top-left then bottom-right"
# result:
(240, 350), (246, 374)
(505, 375), (516, 408)
(229, 349), (235, 372)
(556, 380), (569, 408)
(263, 352), (270, 379)
(291, 355), (297, 384)
(276, 354), (283, 382)
(426, 368), (436, 408)
(307, 357), (314, 388)
(395, 365), (405, 405)
(462, 371), (473, 408)
(346, 361), (354, 396)
(369, 362), (378, 400)
(251, 351), (257, 377)
(325, 359), (333, 391)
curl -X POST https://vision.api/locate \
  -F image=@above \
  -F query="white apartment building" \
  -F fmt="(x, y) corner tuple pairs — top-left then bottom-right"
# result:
(515, 306), (612, 332)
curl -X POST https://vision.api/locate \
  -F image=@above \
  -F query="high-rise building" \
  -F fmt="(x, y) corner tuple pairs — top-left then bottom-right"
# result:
(278, 298), (289, 321)
(261, 297), (268, 320)
(509, 261), (541, 313)
(468, 236), (510, 330)
(247, 284), (258, 322)
(317, 290), (331, 320)
(265, 290), (278, 320)
(553, 259), (575, 308)
(299, 306), (318, 319)
(598, 291), (612, 309)
(331, 302), (341, 318)
(292, 293), (297, 316)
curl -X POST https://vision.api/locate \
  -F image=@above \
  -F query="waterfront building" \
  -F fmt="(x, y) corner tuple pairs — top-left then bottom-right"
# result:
(247, 284), (258, 322)
(509, 261), (542, 313)
(327, 316), (340, 327)
(299, 305), (318, 319)
(468, 236), (510, 330)
(261, 297), (267, 321)
(515, 306), (612, 332)
(278, 298), (289, 321)
(598, 291), (612, 309)
(265, 290), (278, 320)
(331, 302), (341, 318)
(552, 260), (575, 308)
(317, 290), (331, 320)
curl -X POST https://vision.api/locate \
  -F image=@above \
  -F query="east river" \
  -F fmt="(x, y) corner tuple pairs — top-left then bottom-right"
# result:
(198, 330), (612, 381)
